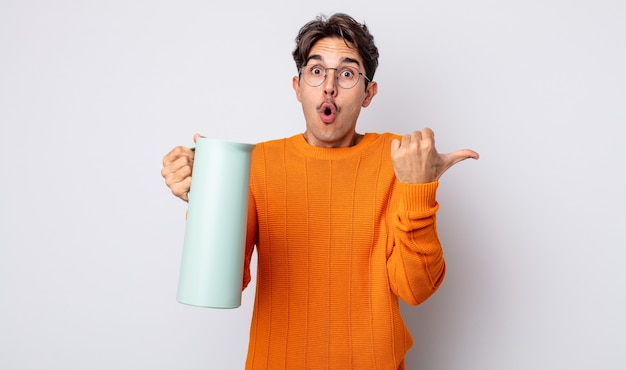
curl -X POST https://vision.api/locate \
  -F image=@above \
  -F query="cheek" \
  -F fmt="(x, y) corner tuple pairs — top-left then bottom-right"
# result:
(301, 93), (319, 110)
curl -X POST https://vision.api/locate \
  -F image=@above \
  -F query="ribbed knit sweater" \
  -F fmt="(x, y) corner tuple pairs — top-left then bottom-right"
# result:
(242, 133), (445, 370)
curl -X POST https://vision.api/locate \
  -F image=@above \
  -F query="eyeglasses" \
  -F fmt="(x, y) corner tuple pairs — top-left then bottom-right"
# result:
(299, 64), (371, 89)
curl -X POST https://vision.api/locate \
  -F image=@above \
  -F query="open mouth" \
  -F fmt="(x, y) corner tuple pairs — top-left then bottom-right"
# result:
(319, 102), (337, 123)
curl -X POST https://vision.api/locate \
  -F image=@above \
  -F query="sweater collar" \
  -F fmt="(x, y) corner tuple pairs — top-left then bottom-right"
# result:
(290, 133), (380, 160)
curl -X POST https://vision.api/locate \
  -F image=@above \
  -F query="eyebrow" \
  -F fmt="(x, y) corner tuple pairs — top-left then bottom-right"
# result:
(305, 55), (362, 67)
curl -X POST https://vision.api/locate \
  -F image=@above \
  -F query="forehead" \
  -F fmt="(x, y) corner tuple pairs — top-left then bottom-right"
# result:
(307, 37), (363, 65)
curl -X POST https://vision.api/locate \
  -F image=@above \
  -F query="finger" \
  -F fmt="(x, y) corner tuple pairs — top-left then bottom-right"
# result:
(442, 149), (480, 166)
(164, 156), (193, 183)
(390, 138), (401, 153)
(410, 130), (422, 141)
(454, 148), (479, 160)
(167, 167), (192, 190)
(162, 145), (194, 167)
(170, 176), (192, 202)
(193, 133), (205, 144)
(162, 147), (181, 167)
(436, 149), (480, 180)
(161, 152), (193, 180)
(421, 128), (434, 142)
(401, 133), (412, 147)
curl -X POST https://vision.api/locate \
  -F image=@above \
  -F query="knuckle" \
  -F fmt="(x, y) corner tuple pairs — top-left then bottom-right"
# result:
(164, 176), (176, 189)
(173, 145), (187, 154)
(177, 154), (193, 167)
(178, 163), (192, 177)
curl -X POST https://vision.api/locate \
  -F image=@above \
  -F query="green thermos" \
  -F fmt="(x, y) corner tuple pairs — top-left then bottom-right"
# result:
(177, 137), (255, 308)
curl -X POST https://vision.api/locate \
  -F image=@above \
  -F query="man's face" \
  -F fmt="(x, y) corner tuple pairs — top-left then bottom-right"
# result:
(293, 37), (377, 148)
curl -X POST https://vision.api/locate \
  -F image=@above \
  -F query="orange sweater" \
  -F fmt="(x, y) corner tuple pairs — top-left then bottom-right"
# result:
(242, 133), (445, 370)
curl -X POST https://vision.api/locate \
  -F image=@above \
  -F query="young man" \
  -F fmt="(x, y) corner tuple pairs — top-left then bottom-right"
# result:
(162, 13), (478, 370)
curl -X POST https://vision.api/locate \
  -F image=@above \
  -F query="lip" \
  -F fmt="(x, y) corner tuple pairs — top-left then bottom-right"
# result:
(319, 102), (337, 123)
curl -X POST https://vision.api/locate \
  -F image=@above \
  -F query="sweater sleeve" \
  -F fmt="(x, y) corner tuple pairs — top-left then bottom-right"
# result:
(386, 180), (445, 306)
(242, 189), (258, 291)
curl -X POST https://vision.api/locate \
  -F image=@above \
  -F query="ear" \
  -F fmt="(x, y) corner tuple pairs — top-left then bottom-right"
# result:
(361, 81), (378, 108)
(293, 76), (302, 102)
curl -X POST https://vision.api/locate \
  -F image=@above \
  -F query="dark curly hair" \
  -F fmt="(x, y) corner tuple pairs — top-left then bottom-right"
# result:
(292, 13), (379, 88)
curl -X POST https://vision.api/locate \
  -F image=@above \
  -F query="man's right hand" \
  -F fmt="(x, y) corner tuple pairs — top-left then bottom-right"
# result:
(161, 134), (202, 202)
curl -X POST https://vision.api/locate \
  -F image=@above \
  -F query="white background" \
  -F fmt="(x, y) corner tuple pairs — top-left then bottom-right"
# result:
(1, 1), (625, 369)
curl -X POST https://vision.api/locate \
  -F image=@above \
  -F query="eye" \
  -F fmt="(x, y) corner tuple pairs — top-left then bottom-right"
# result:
(309, 65), (324, 76)
(339, 68), (356, 79)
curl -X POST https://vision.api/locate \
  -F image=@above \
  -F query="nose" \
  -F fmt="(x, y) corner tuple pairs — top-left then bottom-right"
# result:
(323, 68), (338, 97)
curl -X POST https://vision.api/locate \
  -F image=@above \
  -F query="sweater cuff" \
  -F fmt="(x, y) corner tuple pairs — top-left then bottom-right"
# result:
(398, 181), (439, 211)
